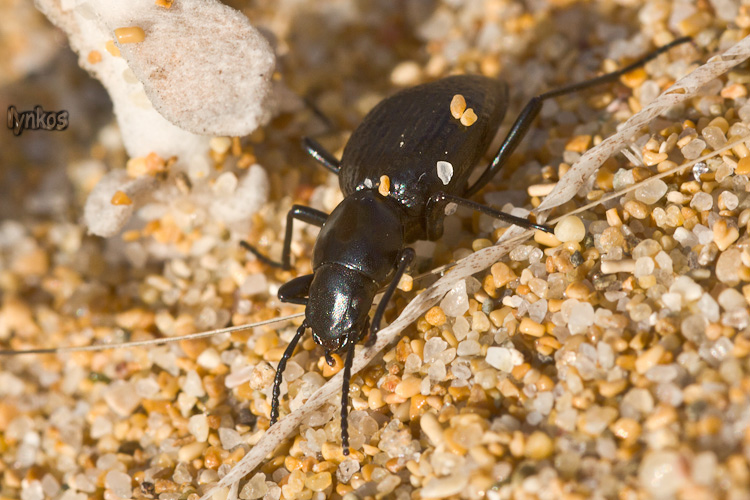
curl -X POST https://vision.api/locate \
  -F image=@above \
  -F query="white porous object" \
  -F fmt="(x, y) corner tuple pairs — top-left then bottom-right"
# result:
(115, 0), (276, 136)
(35, 0), (276, 158)
(210, 164), (270, 223)
(83, 170), (156, 237)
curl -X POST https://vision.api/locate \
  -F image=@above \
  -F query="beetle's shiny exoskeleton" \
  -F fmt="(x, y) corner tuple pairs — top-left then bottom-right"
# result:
(243, 37), (691, 455)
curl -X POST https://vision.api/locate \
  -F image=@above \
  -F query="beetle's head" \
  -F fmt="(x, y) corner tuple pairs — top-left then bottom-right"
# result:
(306, 263), (378, 358)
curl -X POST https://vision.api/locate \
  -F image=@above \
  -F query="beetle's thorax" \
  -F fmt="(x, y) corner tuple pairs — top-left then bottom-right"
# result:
(312, 190), (406, 283)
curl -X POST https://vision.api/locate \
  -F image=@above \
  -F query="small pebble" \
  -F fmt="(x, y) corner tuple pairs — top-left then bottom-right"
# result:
(114, 26), (146, 44)
(390, 61), (422, 86)
(460, 108), (478, 126)
(440, 280), (469, 316)
(634, 179), (668, 204)
(713, 219), (739, 251)
(450, 94), (466, 119)
(716, 247), (742, 286)
(525, 431), (554, 459)
(639, 451), (686, 497)
(420, 412), (444, 446)
(209, 136), (232, 155)
(486, 346), (522, 372)
(105, 471), (132, 499)
(103, 381), (141, 417)
(305, 472), (332, 492)
(635, 345), (665, 374)
(554, 215), (585, 243)
(491, 262), (517, 287)
(519, 318), (545, 337)
(681, 138), (706, 159)
(420, 475), (468, 499)
(601, 259), (636, 274)
(425, 306), (446, 327)
(239, 473), (268, 500)
(189, 414), (209, 442)
(623, 199), (649, 219)
(110, 190), (132, 205)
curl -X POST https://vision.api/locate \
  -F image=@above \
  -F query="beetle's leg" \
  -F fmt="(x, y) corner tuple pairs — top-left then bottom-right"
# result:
(270, 321), (307, 425)
(465, 36), (692, 197)
(278, 274), (314, 305)
(340, 332), (357, 456)
(426, 192), (553, 237)
(303, 137), (341, 175)
(366, 248), (416, 347)
(302, 96), (337, 133)
(241, 205), (328, 269)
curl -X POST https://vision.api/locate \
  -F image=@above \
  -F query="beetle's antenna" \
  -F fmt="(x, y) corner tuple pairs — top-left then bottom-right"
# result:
(0, 312), (305, 356)
(340, 332), (357, 456)
(270, 321), (307, 425)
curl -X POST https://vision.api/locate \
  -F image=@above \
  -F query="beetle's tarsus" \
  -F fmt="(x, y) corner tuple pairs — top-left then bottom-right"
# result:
(533, 222), (554, 234)
(365, 330), (377, 347)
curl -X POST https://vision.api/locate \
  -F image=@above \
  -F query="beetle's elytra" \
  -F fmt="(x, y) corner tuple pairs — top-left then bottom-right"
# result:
(242, 37), (691, 455)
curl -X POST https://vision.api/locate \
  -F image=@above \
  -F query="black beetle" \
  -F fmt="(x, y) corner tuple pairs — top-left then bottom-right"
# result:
(243, 37), (690, 454)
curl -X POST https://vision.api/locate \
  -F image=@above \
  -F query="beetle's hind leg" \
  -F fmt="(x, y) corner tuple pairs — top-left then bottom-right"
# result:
(465, 36), (692, 197)
(300, 95), (341, 174)
(241, 205), (328, 269)
(426, 192), (552, 236)
(303, 137), (341, 175)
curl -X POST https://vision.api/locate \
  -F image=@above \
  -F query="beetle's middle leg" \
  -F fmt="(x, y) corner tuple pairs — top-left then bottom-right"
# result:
(465, 36), (691, 197)
(425, 192), (552, 238)
(366, 247), (416, 347)
(241, 205), (328, 269)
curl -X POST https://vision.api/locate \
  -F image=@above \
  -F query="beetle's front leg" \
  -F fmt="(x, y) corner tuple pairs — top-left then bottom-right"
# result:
(241, 205), (328, 269)
(278, 274), (314, 305)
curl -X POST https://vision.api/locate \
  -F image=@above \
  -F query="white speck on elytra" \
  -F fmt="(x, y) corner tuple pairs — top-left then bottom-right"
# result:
(437, 161), (453, 185)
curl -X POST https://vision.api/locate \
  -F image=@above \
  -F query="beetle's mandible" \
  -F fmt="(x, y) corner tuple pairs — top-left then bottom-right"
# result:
(242, 36), (691, 455)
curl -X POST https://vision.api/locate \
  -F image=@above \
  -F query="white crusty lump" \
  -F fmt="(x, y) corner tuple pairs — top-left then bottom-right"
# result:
(36, 0), (276, 238)
(35, 0), (276, 158)
(114, 0), (276, 137)
(83, 170), (156, 237)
